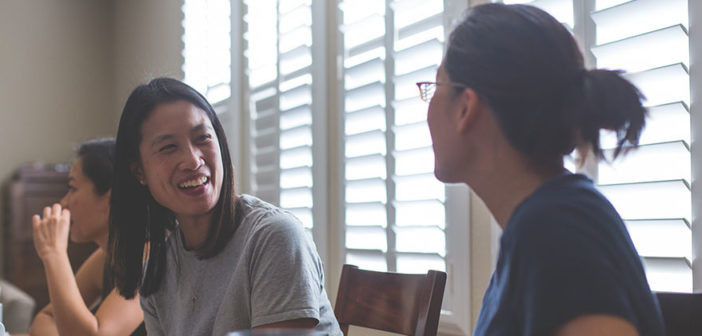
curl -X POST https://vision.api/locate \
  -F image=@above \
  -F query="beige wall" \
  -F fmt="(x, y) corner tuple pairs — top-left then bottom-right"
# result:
(0, 0), (185, 273)
(111, 0), (185, 117)
(0, 0), (115, 272)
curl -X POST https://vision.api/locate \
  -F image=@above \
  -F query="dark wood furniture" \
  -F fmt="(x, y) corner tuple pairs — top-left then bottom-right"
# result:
(334, 264), (447, 336)
(4, 165), (97, 314)
(656, 291), (702, 336)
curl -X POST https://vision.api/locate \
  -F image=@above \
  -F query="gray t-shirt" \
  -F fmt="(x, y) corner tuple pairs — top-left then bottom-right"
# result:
(140, 194), (342, 336)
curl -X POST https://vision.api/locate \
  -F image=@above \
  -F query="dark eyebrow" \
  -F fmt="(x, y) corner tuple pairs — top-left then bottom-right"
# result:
(191, 123), (213, 134)
(151, 134), (174, 148)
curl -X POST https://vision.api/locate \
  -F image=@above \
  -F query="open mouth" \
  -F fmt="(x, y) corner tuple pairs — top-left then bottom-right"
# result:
(177, 176), (209, 189)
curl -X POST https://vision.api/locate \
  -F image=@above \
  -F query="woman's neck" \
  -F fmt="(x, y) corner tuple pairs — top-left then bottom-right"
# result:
(466, 151), (564, 229)
(96, 233), (109, 252)
(176, 212), (214, 250)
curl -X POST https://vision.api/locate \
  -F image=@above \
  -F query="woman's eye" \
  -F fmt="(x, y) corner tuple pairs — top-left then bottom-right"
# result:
(197, 134), (212, 143)
(159, 144), (176, 152)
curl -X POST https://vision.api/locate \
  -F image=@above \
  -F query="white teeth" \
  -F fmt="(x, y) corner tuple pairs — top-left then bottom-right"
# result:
(179, 176), (208, 189)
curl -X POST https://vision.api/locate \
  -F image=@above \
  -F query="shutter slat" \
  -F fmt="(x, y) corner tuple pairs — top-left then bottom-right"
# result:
(341, 14), (386, 49)
(394, 173), (445, 202)
(280, 186), (313, 208)
(280, 45), (312, 75)
(345, 57), (385, 90)
(345, 251), (388, 272)
(344, 81), (386, 113)
(598, 141), (690, 184)
(280, 104), (312, 130)
(592, 24), (688, 73)
(396, 253), (445, 273)
(345, 178), (387, 204)
(599, 179), (691, 223)
(592, 0), (687, 45)
(642, 257), (692, 292)
(600, 102), (690, 147)
(346, 226), (388, 252)
(626, 219), (691, 259)
(345, 105), (386, 135)
(280, 124), (313, 150)
(280, 145), (312, 169)
(346, 201), (387, 227)
(345, 130), (387, 158)
(394, 38), (442, 76)
(393, 121), (432, 151)
(345, 154), (387, 181)
(394, 147), (435, 177)
(396, 13), (443, 41)
(392, 0), (443, 30)
(394, 97), (429, 126)
(395, 226), (446, 255)
(624, 63), (689, 107)
(394, 199), (445, 228)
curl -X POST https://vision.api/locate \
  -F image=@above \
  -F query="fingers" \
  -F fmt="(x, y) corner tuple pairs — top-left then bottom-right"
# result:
(33, 204), (70, 259)
(61, 208), (70, 225)
(52, 203), (62, 218)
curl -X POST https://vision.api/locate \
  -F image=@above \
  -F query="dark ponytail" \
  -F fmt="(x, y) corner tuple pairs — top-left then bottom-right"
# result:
(578, 69), (647, 160)
(444, 4), (646, 165)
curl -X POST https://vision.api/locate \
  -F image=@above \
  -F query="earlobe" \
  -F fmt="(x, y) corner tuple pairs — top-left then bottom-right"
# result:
(130, 162), (146, 185)
(456, 88), (482, 134)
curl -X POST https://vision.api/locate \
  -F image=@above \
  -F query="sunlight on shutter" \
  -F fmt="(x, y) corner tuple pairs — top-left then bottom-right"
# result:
(341, 0), (448, 275)
(182, 0), (231, 103)
(245, 0), (316, 231)
(593, 0), (691, 292)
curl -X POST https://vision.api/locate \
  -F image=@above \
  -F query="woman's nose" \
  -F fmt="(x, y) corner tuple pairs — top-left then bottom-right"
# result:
(60, 194), (69, 209)
(180, 145), (204, 171)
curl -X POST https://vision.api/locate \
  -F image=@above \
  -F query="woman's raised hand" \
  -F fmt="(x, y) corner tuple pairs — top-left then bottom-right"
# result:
(32, 204), (71, 260)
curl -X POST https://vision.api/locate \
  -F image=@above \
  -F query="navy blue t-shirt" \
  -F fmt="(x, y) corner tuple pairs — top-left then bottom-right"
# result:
(473, 173), (664, 336)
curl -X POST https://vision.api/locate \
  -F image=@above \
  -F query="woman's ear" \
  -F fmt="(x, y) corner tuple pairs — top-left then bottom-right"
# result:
(130, 162), (146, 185)
(456, 88), (484, 134)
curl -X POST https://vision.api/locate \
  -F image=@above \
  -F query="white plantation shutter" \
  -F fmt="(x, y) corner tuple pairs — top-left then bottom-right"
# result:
(592, 0), (691, 292)
(340, 0), (470, 332)
(244, 0), (318, 233)
(504, 0), (693, 292)
(182, 0), (231, 103)
(245, 0), (278, 203)
(340, 0), (447, 273)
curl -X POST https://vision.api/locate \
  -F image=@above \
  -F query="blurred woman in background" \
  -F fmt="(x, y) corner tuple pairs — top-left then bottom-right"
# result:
(24, 138), (145, 336)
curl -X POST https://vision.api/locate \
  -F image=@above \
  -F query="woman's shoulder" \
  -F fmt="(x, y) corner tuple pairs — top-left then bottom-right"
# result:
(237, 194), (308, 242)
(239, 195), (302, 228)
(77, 248), (107, 276)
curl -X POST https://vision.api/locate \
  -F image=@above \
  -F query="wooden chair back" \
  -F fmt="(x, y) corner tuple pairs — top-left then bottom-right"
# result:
(334, 264), (447, 336)
(655, 292), (702, 336)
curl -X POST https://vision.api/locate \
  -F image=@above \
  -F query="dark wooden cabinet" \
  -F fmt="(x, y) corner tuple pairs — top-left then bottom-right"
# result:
(4, 165), (97, 314)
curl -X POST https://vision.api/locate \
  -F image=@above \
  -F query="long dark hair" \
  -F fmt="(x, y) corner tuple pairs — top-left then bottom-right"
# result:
(76, 138), (115, 196)
(445, 4), (646, 164)
(109, 78), (237, 299)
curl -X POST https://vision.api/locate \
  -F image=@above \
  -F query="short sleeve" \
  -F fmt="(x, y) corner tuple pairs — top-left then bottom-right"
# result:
(140, 294), (166, 336)
(247, 213), (323, 327)
(511, 208), (638, 335)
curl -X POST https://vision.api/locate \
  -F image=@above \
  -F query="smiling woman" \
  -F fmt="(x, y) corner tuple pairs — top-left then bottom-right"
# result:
(108, 78), (342, 336)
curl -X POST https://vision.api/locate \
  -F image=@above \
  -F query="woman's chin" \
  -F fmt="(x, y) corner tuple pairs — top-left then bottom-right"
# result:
(69, 233), (86, 244)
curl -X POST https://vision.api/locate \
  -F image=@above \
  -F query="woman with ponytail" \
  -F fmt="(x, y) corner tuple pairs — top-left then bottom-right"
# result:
(420, 3), (663, 336)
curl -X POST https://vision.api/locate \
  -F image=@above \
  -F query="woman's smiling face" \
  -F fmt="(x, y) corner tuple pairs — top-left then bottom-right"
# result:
(135, 99), (224, 221)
